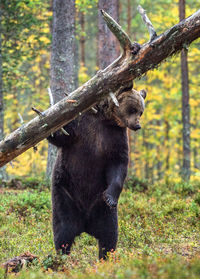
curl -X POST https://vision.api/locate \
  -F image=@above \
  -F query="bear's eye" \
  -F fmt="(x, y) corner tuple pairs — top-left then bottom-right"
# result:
(127, 107), (137, 115)
(140, 111), (143, 117)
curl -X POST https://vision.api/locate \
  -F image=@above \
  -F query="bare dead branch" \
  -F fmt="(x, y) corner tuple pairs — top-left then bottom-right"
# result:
(66, 99), (77, 103)
(101, 9), (132, 52)
(61, 127), (70, 136)
(18, 113), (24, 124)
(48, 87), (54, 106)
(31, 107), (43, 116)
(91, 107), (98, 114)
(137, 5), (157, 41)
(1, 252), (37, 273)
(109, 92), (119, 107)
(48, 88), (69, 136)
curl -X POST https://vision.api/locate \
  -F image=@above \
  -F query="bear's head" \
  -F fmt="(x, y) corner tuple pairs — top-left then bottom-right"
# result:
(112, 89), (147, 131)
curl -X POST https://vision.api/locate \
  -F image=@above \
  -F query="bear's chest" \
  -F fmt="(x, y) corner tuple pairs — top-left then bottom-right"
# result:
(80, 122), (128, 159)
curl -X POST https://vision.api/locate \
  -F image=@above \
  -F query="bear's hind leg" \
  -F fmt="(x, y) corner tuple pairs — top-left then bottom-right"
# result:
(53, 221), (75, 255)
(98, 233), (118, 260)
(52, 189), (84, 255)
(87, 204), (118, 260)
(98, 209), (118, 259)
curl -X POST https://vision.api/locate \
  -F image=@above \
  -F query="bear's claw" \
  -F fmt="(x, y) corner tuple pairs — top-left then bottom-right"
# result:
(103, 192), (117, 208)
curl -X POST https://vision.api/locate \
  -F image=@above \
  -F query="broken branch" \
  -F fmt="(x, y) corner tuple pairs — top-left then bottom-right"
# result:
(48, 88), (69, 136)
(18, 113), (24, 124)
(109, 92), (119, 107)
(48, 87), (54, 106)
(60, 128), (70, 136)
(137, 5), (157, 41)
(101, 9), (132, 52)
(91, 107), (98, 114)
(31, 107), (43, 116)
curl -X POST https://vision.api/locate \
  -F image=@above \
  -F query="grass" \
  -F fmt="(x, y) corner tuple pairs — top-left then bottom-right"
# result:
(0, 176), (200, 278)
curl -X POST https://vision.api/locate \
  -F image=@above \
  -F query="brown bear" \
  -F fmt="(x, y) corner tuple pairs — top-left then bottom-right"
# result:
(48, 85), (147, 259)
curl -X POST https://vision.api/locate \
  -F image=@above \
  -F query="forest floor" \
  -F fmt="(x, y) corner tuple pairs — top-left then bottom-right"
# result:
(0, 176), (200, 279)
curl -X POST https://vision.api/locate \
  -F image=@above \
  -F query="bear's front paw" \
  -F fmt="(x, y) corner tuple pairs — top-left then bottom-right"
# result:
(103, 191), (118, 208)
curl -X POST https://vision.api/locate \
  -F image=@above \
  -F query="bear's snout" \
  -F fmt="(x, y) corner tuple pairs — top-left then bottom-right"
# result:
(133, 124), (141, 131)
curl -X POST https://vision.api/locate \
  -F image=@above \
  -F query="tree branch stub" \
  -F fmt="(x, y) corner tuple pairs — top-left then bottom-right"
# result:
(109, 92), (119, 107)
(31, 107), (44, 117)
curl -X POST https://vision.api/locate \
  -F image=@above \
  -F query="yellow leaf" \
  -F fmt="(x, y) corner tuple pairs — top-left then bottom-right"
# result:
(39, 37), (50, 44)
(5, 94), (14, 100)
(191, 129), (200, 139)
(190, 99), (199, 107)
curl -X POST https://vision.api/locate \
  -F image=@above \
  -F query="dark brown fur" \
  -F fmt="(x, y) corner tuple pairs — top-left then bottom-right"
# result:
(48, 87), (146, 259)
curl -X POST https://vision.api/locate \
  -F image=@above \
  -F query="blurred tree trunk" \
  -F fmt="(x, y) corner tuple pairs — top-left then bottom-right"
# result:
(127, 0), (132, 170)
(156, 116), (163, 180)
(193, 110), (199, 170)
(46, 0), (78, 178)
(179, 0), (190, 180)
(165, 119), (170, 184)
(98, 0), (120, 69)
(0, 9), (7, 180)
(127, 0), (131, 35)
(156, 144), (162, 179)
(80, 11), (85, 66)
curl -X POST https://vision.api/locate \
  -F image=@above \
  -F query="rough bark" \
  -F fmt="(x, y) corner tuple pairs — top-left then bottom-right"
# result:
(98, 0), (120, 69)
(0, 8), (200, 167)
(179, 0), (190, 180)
(46, 0), (78, 178)
(50, 0), (77, 101)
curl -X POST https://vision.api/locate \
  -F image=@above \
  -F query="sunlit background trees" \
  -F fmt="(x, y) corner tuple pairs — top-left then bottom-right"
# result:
(1, 0), (200, 183)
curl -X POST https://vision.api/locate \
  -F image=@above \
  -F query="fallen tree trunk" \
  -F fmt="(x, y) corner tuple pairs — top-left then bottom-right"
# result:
(1, 8), (200, 167)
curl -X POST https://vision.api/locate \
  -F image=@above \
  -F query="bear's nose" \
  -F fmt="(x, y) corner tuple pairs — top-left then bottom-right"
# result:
(134, 124), (141, 131)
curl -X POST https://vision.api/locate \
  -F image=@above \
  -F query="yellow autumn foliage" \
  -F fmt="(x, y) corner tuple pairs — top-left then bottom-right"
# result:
(79, 63), (90, 85)
(131, 2), (200, 182)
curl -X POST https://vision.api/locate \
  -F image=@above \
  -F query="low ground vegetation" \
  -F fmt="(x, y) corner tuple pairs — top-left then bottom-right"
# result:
(0, 176), (199, 278)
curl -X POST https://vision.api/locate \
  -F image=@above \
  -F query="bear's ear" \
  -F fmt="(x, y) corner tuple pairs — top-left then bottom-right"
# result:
(140, 89), (147, 100)
(116, 81), (133, 97)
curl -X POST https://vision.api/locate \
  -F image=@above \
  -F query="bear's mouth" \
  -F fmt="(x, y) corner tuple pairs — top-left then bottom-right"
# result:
(128, 124), (141, 131)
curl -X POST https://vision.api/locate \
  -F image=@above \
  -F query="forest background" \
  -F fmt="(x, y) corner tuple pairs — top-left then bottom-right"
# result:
(1, 0), (200, 184)
(0, 1), (200, 278)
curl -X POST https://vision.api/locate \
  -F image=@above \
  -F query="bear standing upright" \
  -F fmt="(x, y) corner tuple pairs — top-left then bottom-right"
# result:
(48, 85), (147, 259)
